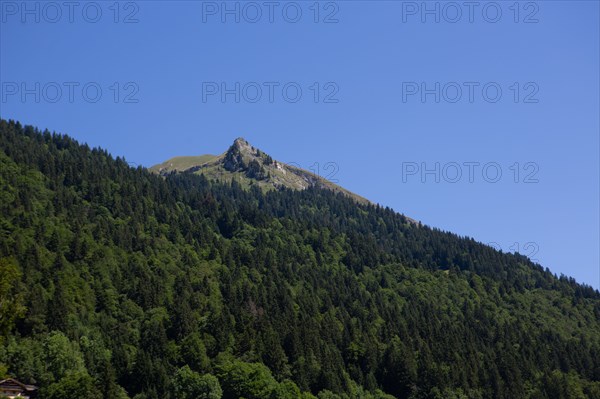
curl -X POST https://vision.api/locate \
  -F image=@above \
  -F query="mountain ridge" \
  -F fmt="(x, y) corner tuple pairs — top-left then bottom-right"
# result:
(150, 137), (373, 206)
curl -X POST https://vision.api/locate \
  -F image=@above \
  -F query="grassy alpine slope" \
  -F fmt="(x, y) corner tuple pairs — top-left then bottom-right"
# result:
(0, 119), (599, 399)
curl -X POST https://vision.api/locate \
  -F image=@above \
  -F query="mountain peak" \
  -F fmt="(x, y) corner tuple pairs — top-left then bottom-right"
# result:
(229, 137), (255, 155)
(151, 137), (370, 205)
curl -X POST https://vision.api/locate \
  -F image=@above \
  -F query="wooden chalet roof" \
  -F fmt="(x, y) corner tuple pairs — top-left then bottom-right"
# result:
(0, 378), (38, 392)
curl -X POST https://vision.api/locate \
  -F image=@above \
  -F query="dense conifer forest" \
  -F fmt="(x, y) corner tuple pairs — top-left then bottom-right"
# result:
(0, 119), (599, 398)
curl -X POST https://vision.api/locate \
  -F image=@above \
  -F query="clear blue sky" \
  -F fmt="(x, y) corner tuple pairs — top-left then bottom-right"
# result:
(1, 1), (598, 288)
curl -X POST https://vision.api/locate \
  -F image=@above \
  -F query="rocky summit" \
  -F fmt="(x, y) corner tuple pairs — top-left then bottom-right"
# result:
(150, 137), (370, 204)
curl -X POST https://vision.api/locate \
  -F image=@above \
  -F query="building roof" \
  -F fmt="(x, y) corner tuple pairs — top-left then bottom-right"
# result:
(0, 378), (39, 392)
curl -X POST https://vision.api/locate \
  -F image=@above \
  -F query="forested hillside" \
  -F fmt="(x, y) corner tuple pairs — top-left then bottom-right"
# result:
(0, 119), (599, 399)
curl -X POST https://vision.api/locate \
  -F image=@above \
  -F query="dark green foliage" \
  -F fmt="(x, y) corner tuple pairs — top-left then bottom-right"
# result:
(181, 332), (211, 372)
(173, 366), (222, 399)
(245, 159), (267, 180)
(0, 257), (25, 342)
(43, 372), (103, 399)
(0, 119), (599, 398)
(216, 356), (281, 398)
